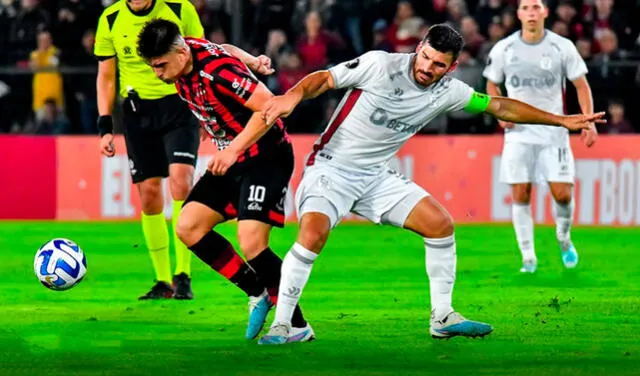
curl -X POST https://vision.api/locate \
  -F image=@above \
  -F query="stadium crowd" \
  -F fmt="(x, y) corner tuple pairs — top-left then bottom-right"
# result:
(0, 0), (638, 134)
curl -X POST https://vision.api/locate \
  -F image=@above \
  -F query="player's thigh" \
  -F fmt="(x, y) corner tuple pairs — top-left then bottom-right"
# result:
(295, 164), (362, 229)
(122, 103), (169, 184)
(237, 146), (294, 229)
(500, 142), (537, 184)
(183, 170), (239, 225)
(178, 201), (226, 246)
(354, 168), (429, 228)
(539, 144), (575, 185)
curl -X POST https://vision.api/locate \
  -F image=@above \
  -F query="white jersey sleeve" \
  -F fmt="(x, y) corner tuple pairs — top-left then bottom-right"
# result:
(445, 78), (475, 112)
(482, 41), (507, 84)
(562, 40), (588, 81)
(329, 51), (384, 89)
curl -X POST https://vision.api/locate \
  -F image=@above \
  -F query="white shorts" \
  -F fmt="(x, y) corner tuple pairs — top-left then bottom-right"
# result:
(295, 162), (429, 228)
(499, 142), (575, 184)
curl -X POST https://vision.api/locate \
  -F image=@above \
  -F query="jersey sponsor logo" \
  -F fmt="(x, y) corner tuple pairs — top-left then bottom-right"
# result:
(232, 77), (253, 99)
(393, 87), (404, 97)
(509, 75), (556, 88)
(345, 58), (359, 69)
(369, 108), (423, 134)
(123, 46), (132, 55)
(540, 56), (553, 70)
(199, 70), (214, 81)
(389, 71), (403, 80)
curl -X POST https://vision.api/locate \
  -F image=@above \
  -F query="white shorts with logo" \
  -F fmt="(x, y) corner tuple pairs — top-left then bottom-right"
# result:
(499, 142), (575, 184)
(295, 162), (429, 228)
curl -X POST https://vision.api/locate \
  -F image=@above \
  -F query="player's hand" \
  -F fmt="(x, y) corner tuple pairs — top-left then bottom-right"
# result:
(249, 55), (274, 75)
(498, 120), (515, 129)
(580, 123), (598, 148)
(100, 133), (115, 157)
(208, 148), (238, 176)
(559, 112), (606, 131)
(261, 93), (300, 125)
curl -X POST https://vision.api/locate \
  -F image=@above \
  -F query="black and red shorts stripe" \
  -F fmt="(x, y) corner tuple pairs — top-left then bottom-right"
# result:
(184, 143), (294, 227)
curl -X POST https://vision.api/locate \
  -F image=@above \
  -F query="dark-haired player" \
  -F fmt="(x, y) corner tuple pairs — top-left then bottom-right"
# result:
(258, 24), (605, 344)
(136, 19), (312, 341)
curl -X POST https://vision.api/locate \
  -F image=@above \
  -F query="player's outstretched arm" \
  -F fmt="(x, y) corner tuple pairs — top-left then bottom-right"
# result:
(484, 95), (606, 131)
(208, 82), (276, 175)
(262, 70), (335, 125)
(485, 80), (514, 129)
(222, 44), (274, 76)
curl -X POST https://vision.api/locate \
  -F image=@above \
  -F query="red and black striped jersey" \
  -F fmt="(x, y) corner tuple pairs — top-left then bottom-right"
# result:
(176, 37), (289, 164)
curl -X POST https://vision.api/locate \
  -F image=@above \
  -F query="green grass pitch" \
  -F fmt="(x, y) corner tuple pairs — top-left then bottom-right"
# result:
(0, 222), (638, 375)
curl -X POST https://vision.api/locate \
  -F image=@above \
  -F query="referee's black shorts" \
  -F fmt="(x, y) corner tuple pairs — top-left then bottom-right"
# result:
(122, 94), (199, 184)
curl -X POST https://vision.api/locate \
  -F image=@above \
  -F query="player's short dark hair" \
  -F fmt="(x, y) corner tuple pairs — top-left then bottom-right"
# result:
(421, 24), (464, 60)
(518, 0), (548, 6)
(137, 18), (182, 60)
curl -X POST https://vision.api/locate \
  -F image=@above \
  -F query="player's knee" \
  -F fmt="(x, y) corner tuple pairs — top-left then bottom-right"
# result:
(138, 181), (164, 214)
(169, 174), (193, 201)
(175, 215), (202, 247)
(554, 193), (572, 205)
(237, 227), (269, 260)
(297, 226), (329, 253)
(431, 213), (455, 238)
(512, 187), (531, 204)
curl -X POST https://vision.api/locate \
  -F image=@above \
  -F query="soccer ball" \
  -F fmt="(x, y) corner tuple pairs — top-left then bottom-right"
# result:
(34, 238), (87, 291)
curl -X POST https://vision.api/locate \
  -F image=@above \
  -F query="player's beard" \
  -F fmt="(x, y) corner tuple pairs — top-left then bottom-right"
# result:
(414, 68), (434, 87)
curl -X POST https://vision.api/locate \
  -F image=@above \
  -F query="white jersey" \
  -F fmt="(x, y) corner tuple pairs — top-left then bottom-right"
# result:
(307, 51), (474, 169)
(483, 30), (588, 146)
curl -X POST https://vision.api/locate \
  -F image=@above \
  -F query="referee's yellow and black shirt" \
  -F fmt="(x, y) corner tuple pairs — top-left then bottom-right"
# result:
(94, 0), (204, 100)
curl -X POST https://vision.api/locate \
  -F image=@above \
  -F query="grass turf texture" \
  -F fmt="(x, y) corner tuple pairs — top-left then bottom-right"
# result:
(0, 222), (638, 375)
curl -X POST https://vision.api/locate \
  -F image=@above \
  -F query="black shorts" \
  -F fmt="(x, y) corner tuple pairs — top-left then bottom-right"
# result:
(184, 143), (294, 227)
(123, 94), (199, 184)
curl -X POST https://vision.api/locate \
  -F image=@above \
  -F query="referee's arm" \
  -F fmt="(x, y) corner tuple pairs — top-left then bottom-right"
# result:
(94, 11), (118, 156)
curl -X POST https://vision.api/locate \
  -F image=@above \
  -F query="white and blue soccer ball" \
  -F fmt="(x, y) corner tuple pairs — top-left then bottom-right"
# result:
(34, 238), (87, 291)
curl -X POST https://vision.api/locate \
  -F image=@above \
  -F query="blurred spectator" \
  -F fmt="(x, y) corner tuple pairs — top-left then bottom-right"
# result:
(207, 28), (227, 44)
(447, 47), (485, 133)
(478, 20), (506, 63)
(8, 0), (50, 64)
(33, 97), (70, 134)
(602, 99), (634, 134)
(589, 29), (629, 118)
(460, 16), (486, 57)
(30, 29), (63, 118)
(501, 8), (517, 35)
(587, 0), (633, 50)
(394, 16), (424, 53)
(265, 29), (292, 67)
(0, 0), (20, 64)
(386, 0), (416, 51)
(296, 10), (346, 72)
(475, 0), (506, 37)
(277, 52), (306, 94)
(551, 19), (570, 38)
(371, 19), (394, 52)
(332, 0), (365, 55)
(553, 0), (584, 41)
(68, 29), (97, 134)
(575, 37), (593, 61)
(444, 0), (468, 31)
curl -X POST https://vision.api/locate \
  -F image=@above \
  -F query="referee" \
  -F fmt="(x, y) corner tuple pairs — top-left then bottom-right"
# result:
(94, 0), (204, 300)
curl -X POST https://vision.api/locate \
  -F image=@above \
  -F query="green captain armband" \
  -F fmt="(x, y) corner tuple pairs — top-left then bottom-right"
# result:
(463, 91), (491, 114)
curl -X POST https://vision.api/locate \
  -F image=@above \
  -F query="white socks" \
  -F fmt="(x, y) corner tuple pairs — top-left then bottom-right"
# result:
(424, 235), (456, 321)
(274, 242), (318, 326)
(554, 199), (574, 249)
(512, 202), (536, 262)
